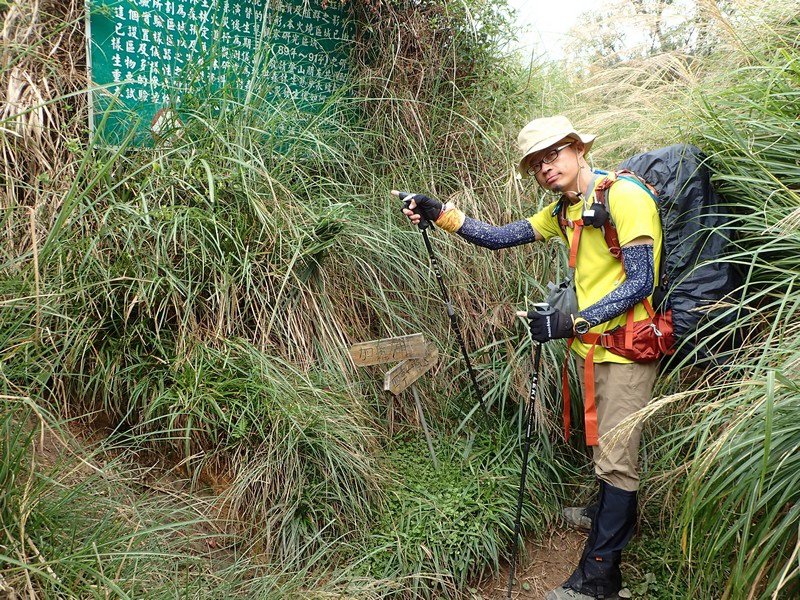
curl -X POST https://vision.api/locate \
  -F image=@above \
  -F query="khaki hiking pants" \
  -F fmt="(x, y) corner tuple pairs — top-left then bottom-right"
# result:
(576, 357), (658, 492)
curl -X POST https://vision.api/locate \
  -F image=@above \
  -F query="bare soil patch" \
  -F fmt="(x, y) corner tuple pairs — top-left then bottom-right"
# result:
(480, 528), (585, 599)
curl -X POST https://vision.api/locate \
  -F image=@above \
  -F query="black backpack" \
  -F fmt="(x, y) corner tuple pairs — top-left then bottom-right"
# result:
(615, 144), (742, 365)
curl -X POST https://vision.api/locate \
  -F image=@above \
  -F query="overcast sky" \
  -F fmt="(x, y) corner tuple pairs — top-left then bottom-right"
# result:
(505, 0), (599, 59)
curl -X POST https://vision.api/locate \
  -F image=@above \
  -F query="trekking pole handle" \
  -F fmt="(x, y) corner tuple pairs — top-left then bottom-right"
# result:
(516, 302), (557, 320)
(394, 190), (433, 230)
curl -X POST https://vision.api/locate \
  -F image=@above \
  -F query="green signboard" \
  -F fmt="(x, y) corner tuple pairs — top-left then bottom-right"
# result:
(87, 0), (353, 145)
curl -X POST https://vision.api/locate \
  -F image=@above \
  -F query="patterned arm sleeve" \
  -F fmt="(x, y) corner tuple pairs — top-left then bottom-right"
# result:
(578, 244), (655, 327)
(455, 217), (538, 250)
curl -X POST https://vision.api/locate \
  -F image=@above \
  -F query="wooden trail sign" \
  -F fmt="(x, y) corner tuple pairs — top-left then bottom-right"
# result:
(383, 342), (439, 396)
(350, 333), (440, 467)
(349, 333), (427, 367)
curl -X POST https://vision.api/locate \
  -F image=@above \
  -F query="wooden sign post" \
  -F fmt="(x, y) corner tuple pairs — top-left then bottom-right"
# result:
(349, 335), (440, 468)
(384, 342), (440, 469)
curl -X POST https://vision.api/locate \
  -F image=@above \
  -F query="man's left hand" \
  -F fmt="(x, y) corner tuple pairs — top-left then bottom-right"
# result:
(525, 308), (574, 342)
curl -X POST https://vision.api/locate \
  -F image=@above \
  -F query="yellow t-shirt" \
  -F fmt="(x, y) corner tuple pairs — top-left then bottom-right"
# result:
(528, 174), (662, 363)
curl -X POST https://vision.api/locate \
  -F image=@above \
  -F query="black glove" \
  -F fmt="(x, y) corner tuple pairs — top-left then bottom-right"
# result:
(397, 191), (444, 223)
(526, 308), (574, 342)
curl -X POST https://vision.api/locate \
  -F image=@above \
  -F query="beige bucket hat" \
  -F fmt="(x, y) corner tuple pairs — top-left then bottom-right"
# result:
(517, 115), (596, 177)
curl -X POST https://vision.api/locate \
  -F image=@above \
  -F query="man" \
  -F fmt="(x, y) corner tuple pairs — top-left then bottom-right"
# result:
(398, 115), (662, 600)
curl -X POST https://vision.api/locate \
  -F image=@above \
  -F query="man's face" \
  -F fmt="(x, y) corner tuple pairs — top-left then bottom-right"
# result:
(528, 138), (584, 194)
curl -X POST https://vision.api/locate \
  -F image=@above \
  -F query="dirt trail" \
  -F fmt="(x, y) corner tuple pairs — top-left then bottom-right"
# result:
(481, 528), (586, 599)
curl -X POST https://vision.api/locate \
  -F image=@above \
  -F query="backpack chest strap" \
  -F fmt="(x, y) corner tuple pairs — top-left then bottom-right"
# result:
(558, 174), (624, 266)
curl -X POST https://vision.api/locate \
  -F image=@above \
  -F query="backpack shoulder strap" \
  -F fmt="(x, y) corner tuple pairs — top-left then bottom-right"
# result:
(593, 173), (623, 261)
(552, 197), (569, 241)
(594, 170), (660, 262)
(616, 170), (659, 200)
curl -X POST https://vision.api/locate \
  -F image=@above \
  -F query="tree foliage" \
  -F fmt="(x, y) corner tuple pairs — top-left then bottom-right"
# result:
(567, 0), (739, 67)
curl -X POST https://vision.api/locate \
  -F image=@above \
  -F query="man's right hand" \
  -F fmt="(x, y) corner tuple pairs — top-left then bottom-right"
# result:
(516, 307), (574, 342)
(392, 190), (444, 226)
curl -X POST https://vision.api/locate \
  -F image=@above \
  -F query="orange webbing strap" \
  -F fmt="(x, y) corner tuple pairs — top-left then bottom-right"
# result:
(562, 340), (573, 442)
(625, 308), (635, 350)
(562, 335), (602, 447)
(623, 298), (657, 350)
(568, 219), (584, 269)
(642, 297), (656, 318)
(593, 174), (623, 261)
(583, 343), (600, 447)
(603, 223), (623, 261)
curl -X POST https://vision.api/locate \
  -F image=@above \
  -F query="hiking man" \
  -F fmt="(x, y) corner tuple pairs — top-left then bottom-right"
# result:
(397, 115), (662, 600)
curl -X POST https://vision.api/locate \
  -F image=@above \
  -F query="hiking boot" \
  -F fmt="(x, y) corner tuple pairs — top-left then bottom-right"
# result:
(562, 506), (593, 531)
(545, 585), (620, 600)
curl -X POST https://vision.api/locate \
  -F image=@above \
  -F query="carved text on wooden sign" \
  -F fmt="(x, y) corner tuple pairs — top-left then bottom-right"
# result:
(383, 342), (439, 396)
(349, 333), (427, 367)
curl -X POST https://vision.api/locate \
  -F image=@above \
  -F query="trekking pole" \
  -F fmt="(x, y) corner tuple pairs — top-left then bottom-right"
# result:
(396, 192), (488, 422)
(506, 303), (551, 599)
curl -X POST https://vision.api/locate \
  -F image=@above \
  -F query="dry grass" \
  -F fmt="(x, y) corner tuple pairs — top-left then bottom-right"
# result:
(554, 0), (800, 165)
(1, 0), (85, 264)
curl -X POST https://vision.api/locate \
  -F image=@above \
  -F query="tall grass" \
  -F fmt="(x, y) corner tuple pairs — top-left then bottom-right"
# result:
(0, 395), (421, 599)
(0, 395), (213, 598)
(669, 8), (799, 595)
(2, 0), (577, 595)
(6, 0), (798, 597)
